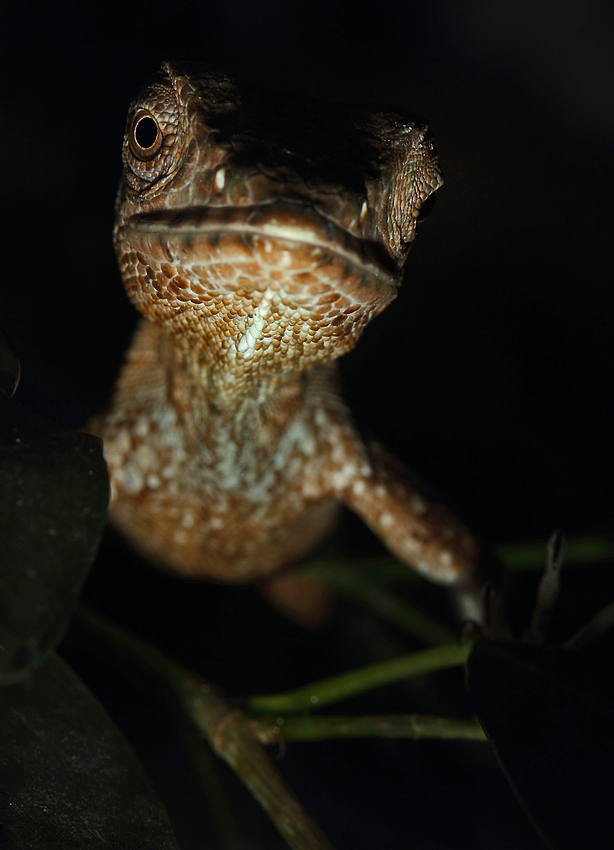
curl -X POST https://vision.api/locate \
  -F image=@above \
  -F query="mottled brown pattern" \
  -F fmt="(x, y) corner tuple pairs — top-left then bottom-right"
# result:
(92, 61), (483, 622)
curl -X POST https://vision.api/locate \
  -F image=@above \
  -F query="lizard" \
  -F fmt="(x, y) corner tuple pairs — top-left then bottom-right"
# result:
(91, 61), (485, 625)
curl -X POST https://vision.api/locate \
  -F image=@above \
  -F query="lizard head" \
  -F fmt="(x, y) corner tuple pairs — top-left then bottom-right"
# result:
(114, 61), (443, 381)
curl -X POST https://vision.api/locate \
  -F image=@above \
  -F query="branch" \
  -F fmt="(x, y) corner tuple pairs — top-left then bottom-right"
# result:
(73, 606), (335, 850)
(251, 713), (487, 743)
(247, 642), (471, 715)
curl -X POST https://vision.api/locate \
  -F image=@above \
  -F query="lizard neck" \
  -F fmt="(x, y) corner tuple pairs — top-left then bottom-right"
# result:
(125, 320), (311, 434)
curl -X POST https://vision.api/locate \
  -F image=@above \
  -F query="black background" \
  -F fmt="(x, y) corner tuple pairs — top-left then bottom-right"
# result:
(2, 2), (614, 848)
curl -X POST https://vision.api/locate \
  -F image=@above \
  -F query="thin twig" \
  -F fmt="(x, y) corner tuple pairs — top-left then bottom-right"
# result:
(247, 642), (472, 715)
(73, 606), (335, 850)
(177, 715), (246, 848)
(251, 713), (487, 743)
(179, 677), (335, 850)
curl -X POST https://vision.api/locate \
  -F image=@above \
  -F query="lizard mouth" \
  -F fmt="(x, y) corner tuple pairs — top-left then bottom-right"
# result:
(123, 201), (401, 297)
(116, 201), (403, 366)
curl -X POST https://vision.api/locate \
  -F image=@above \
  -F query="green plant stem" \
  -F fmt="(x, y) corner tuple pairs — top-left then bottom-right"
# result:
(247, 641), (471, 715)
(72, 606), (335, 850)
(251, 713), (487, 743)
(496, 535), (614, 569)
(300, 561), (455, 644)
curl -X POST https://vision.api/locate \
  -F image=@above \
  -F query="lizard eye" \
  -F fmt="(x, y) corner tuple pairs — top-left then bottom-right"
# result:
(129, 111), (163, 160)
(416, 192), (436, 222)
(122, 86), (186, 193)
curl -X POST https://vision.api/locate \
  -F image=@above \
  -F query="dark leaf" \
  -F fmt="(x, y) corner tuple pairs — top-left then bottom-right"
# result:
(0, 395), (109, 681)
(0, 652), (180, 849)
(467, 639), (614, 850)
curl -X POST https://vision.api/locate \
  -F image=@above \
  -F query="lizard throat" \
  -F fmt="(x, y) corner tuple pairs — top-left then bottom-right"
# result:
(114, 202), (401, 382)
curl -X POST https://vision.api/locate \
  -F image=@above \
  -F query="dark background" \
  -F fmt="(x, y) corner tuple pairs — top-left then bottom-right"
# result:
(2, 2), (614, 848)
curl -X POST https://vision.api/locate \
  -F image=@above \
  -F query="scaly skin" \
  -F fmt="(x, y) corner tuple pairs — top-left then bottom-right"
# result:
(92, 61), (483, 622)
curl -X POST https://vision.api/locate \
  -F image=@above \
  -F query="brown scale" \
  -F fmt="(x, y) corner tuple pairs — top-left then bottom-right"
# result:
(91, 61), (485, 625)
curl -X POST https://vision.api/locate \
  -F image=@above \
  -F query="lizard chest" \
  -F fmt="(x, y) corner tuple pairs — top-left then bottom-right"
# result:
(97, 322), (353, 578)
